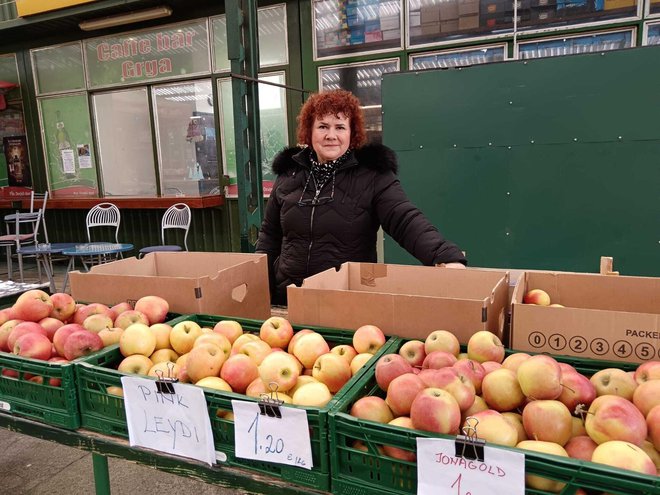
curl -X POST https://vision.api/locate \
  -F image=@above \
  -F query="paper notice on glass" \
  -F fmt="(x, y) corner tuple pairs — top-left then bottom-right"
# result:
(61, 149), (75, 173)
(121, 376), (216, 466)
(416, 437), (525, 495)
(77, 144), (92, 169)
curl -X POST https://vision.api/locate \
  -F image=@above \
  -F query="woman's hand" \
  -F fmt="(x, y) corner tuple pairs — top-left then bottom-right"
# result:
(438, 262), (466, 269)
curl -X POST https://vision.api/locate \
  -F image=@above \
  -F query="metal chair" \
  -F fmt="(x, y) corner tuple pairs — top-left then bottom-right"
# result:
(139, 203), (191, 258)
(86, 202), (120, 243)
(4, 190), (49, 242)
(0, 207), (44, 282)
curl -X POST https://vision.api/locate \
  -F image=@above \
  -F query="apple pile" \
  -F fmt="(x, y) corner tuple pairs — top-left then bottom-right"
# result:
(111, 316), (387, 410)
(347, 329), (660, 491)
(0, 289), (171, 386)
(523, 288), (564, 308)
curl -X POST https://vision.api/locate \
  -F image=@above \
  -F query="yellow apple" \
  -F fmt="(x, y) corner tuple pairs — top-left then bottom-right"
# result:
(150, 348), (179, 364)
(194, 332), (231, 360)
(150, 323), (173, 351)
(169, 320), (203, 355)
(350, 353), (374, 375)
(516, 440), (568, 492)
(148, 360), (180, 379)
(117, 354), (153, 375)
(195, 376), (233, 392)
(119, 323), (157, 357)
(291, 381), (332, 407)
(186, 342), (227, 383)
(97, 327), (124, 347)
(213, 320), (243, 344)
(258, 351), (300, 392)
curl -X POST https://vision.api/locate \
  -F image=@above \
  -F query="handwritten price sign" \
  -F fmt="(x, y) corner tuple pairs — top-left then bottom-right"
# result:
(121, 376), (215, 466)
(416, 438), (524, 495)
(231, 400), (313, 470)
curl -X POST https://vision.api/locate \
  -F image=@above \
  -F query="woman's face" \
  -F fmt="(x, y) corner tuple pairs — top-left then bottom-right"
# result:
(311, 113), (351, 163)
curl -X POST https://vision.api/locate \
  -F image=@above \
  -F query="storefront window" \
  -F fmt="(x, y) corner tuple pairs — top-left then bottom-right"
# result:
(314, 0), (403, 59)
(319, 59), (399, 142)
(31, 43), (86, 95)
(652, 0), (660, 15)
(153, 79), (219, 197)
(218, 72), (288, 197)
(646, 23), (660, 44)
(0, 54), (26, 189)
(410, 44), (506, 69)
(212, 4), (288, 73)
(518, 29), (633, 58)
(92, 88), (157, 197)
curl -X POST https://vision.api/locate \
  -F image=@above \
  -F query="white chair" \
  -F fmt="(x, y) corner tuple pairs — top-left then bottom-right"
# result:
(4, 191), (49, 242)
(0, 207), (44, 282)
(139, 203), (191, 258)
(86, 202), (120, 243)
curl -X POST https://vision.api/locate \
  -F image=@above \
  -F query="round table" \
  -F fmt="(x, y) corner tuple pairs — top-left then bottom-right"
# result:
(61, 242), (134, 293)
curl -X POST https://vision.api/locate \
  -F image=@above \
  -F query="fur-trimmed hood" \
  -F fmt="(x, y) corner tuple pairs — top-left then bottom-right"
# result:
(271, 143), (398, 175)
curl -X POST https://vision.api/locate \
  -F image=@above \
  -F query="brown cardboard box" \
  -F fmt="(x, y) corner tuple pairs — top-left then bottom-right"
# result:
(458, 14), (479, 29)
(511, 271), (660, 363)
(70, 252), (271, 319)
(458, 0), (480, 15)
(287, 262), (509, 343)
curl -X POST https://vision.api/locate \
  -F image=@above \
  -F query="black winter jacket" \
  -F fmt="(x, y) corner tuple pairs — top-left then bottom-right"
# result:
(256, 144), (467, 304)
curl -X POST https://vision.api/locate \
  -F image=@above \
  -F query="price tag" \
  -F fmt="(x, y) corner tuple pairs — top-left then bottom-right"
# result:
(231, 400), (313, 470)
(121, 376), (215, 466)
(416, 438), (525, 495)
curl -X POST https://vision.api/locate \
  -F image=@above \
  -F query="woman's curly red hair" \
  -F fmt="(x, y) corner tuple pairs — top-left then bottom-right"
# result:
(296, 89), (366, 149)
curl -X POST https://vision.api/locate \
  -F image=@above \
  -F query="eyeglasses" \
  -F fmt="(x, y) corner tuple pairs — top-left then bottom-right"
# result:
(297, 172), (336, 207)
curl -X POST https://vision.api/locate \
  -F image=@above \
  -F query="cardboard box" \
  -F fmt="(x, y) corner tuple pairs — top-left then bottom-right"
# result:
(70, 252), (271, 319)
(511, 271), (660, 363)
(440, 1), (460, 19)
(459, 0), (480, 15)
(287, 262), (509, 343)
(421, 22), (442, 35)
(458, 14), (480, 29)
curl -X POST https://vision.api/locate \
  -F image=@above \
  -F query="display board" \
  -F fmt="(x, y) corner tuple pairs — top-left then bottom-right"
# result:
(382, 45), (660, 276)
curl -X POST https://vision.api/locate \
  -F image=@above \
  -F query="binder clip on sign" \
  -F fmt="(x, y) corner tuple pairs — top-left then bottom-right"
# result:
(154, 363), (179, 394)
(258, 382), (284, 418)
(455, 416), (486, 462)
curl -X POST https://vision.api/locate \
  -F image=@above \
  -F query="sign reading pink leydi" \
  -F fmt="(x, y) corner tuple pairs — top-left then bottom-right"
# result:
(84, 19), (210, 89)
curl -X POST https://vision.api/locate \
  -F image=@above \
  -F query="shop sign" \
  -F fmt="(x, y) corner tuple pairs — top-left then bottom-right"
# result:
(84, 20), (210, 89)
(16, 0), (95, 17)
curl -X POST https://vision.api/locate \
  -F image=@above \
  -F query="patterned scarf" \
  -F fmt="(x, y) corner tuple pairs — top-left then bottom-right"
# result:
(309, 148), (352, 191)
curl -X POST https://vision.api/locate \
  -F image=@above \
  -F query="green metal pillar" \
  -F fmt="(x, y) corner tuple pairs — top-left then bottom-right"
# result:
(226, 0), (263, 252)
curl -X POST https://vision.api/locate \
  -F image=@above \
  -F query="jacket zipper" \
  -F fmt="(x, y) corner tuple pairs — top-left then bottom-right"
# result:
(306, 204), (315, 275)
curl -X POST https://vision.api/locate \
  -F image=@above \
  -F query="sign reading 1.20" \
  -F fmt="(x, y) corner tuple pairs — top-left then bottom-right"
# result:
(247, 412), (305, 465)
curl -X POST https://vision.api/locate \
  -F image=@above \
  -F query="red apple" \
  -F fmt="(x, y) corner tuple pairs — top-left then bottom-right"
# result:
(418, 367), (475, 412)
(452, 359), (486, 394)
(422, 350), (457, 369)
(634, 361), (660, 384)
(49, 293), (76, 322)
(375, 353), (413, 391)
(523, 288), (551, 306)
(633, 380), (660, 417)
(7, 322), (48, 351)
(109, 302), (133, 321)
(134, 295), (169, 324)
(466, 330), (505, 364)
(13, 289), (53, 322)
(220, 354), (259, 394)
(38, 317), (65, 340)
(62, 330), (104, 360)
(312, 352), (351, 393)
(647, 405), (660, 451)
(410, 388), (461, 435)
(424, 330), (460, 356)
(481, 361), (502, 374)
(185, 342), (227, 383)
(585, 395), (647, 445)
(350, 396), (394, 423)
(72, 303), (113, 326)
(558, 369), (597, 414)
(13, 333), (52, 360)
(259, 316), (294, 349)
(385, 372), (426, 416)
(353, 324), (386, 354)
(0, 319), (25, 352)
(522, 400), (572, 446)
(52, 323), (85, 358)
(564, 435), (598, 461)
(213, 320), (243, 344)
(517, 354), (563, 400)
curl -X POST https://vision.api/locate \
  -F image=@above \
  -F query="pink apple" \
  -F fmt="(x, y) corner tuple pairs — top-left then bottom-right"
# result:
(422, 350), (457, 369)
(194, 333), (231, 360)
(62, 330), (104, 360)
(245, 376), (269, 398)
(522, 400), (572, 446)
(501, 352), (531, 372)
(523, 288), (551, 306)
(517, 354), (563, 400)
(410, 388), (462, 435)
(385, 372), (426, 416)
(350, 396), (394, 423)
(591, 440), (656, 475)
(502, 412), (527, 444)
(240, 340), (272, 365)
(633, 380), (660, 417)
(467, 330), (505, 364)
(213, 320), (243, 344)
(585, 395), (647, 445)
(259, 351), (300, 392)
(647, 405), (660, 451)
(38, 317), (64, 340)
(352, 324), (386, 354)
(590, 368), (637, 400)
(7, 322), (48, 351)
(375, 353), (414, 391)
(52, 323), (85, 357)
(466, 409), (519, 447)
(72, 303), (113, 326)
(185, 342), (227, 383)
(13, 333), (52, 360)
(452, 359), (486, 394)
(0, 319), (24, 352)
(49, 293), (77, 322)
(418, 368), (475, 412)
(259, 316), (294, 349)
(109, 301), (133, 321)
(0, 308), (13, 326)
(13, 289), (53, 322)
(558, 370), (597, 414)
(312, 352), (351, 393)
(634, 361), (660, 384)
(330, 344), (358, 364)
(481, 368), (525, 412)
(114, 310), (149, 330)
(424, 330), (460, 356)
(292, 332), (329, 369)
(398, 340), (426, 368)
(220, 354), (259, 393)
(134, 295), (170, 324)
(287, 329), (313, 354)
(564, 435), (598, 461)
(481, 361), (502, 374)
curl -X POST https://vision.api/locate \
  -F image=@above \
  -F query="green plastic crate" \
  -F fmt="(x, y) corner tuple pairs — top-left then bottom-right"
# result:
(329, 340), (660, 495)
(76, 313), (401, 491)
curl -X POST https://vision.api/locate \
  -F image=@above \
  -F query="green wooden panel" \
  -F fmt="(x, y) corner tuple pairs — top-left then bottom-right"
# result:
(382, 46), (660, 277)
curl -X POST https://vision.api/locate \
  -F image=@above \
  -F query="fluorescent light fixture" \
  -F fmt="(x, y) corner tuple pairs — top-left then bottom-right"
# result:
(79, 6), (173, 31)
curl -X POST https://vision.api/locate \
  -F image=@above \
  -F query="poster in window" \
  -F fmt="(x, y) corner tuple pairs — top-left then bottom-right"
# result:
(3, 136), (32, 187)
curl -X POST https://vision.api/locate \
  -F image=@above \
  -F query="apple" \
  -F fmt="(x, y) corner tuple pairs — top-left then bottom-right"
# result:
(83, 314), (114, 334)
(640, 440), (660, 472)
(289, 375), (319, 397)
(291, 381), (332, 407)
(570, 416), (587, 438)
(110, 301), (133, 320)
(220, 354), (259, 393)
(134, 295), (169, 324)
(239, 339), (272, 365)
(13, 289), (53, 322)
(292, 332), (330, 369)
(52, 323), (85, 357)
(149, 323), (172, 351)
(463, 409), (518, 447)
(385, 372), (426, 416)
(411, 388), (462, 435)
(501, 352), (531, 372)
(634, 361), (660, 384)
(375, 353), (414, 391)
(591, 440), (656, 475)
(114, 310), (149, 330)
(106, 386), (124, 397)
(147, 360), (180, 379)
(149, 348), (179, 364)
(120, 323), (157, 357)
(523, 288), (551, 306)
(194, 333), (232, 360)
(194, 376), (233, 392)
(419, 368), (476, 411)
(37, 317), (64, 340)
(0, 319), (24, 352)
(564, 435), (598, 461)
(186, 342), (228, 383)
(517, 354), (563, 400)
(481, 361), (502, 374)
(72, 303), (113, 326)
(62, 330), (104, 360)
(646, 405), (660, 451)
(1, 368), (19, 379)
(350, 353), (374, 375)
(590, 367), (637, 400)
(7, 322), (48, 351)
(259, 351), (301, 392)
(13, 333), (52, 360)
(213, 320), (243, 344)
(558, 369), (597, 414)
(585, 394), (647, 445)
(287, 329), (313, 354)
(502, 412), (527, 444)
(231, 333), (260, 354)
(169, 320), (203, 355)
(259, 316), (294, 349)
(350, 396), (394, 423)
(383, 417), (417, 461)
(245, 377), (269, 398)
(97, 327), (123, 347)
(516, 440), (568, 492)
(481, 368), (525, 411)
(312, 352), (351, 393)
(422, 350), (457, 369)
(424, 330), (460, 356)
(330, 344), (358, 364)
(467, 330), (505, 364)
(352, 324), (386, 354)
(398, 339), (426, 368)
(452, 359), (486, 394)
(522, 400), (572, 446)
(461, 395), (489, 422)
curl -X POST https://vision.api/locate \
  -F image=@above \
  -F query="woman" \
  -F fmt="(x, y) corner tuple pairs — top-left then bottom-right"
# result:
(256, 89), (466, 305)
